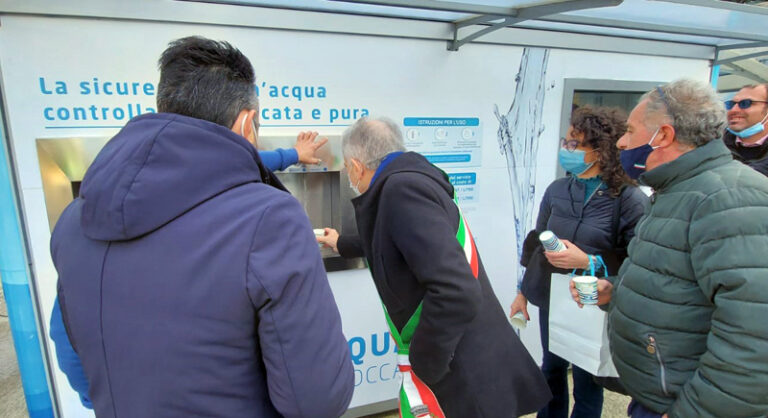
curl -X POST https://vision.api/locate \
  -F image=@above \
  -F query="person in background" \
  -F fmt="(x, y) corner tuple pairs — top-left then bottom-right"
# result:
(721, 83), (768, 176)
(572, 79), (768, 418)
(511, 106), (647, 418)
(49, 36), (353, 417)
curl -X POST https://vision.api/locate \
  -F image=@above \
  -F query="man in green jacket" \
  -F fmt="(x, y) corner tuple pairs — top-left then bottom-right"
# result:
(571, 79), (768, 418)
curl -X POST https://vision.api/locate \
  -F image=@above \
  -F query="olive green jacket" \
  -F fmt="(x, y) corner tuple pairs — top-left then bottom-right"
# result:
(609, 139), (768, 418)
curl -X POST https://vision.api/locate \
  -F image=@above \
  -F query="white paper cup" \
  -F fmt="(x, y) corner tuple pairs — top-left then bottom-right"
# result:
(539, 230), (566, 252)
(509, 311), (527, 329)
(313, 229), (325, 247)
(573, 275), (599, 305)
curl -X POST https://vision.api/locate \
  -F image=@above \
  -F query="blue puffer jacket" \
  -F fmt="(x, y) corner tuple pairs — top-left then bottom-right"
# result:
(51, 113), (353, 418)
(521, 176), (647, 310)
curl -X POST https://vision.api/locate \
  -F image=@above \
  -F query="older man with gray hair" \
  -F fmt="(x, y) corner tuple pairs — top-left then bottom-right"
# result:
(322, 116), (550, 417)
(572, 79), (768, 418)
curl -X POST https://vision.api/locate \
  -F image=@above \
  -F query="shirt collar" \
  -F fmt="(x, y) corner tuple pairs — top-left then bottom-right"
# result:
(735, 132), (768, 148)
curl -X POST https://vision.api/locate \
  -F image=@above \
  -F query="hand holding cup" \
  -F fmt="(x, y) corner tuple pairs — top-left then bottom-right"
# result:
(569, 277), (614, 308)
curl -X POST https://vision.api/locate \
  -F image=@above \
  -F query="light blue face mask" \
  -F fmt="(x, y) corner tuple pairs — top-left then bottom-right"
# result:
(558, 148), (594, 175)
(727, 112), (768, 138)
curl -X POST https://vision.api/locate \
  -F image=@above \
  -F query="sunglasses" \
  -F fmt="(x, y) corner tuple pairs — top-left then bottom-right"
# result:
(724, 99), (768, 110)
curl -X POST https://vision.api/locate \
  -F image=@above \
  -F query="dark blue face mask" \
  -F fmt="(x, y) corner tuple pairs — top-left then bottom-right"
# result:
(620, 129), (660, 180)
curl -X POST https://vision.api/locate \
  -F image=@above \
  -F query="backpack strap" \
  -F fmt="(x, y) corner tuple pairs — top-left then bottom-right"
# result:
(610, 186), (625, 248)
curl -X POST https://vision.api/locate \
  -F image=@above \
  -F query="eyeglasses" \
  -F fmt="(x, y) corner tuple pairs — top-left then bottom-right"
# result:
(560, 138), (582, 152)
(560, 137), (600, 153)
(724, 99), (768, 110)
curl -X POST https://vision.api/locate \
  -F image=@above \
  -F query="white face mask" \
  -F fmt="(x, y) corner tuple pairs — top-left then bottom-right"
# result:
(240, 116), (248, 137)
(347, 159), (362, 196)
(349, 177), (361, 196)
(240, 116), (258, 146)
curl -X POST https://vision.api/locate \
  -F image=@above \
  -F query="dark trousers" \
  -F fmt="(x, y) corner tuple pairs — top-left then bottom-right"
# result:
(537, 308), (604, 418)
(627, 400), (664, 418)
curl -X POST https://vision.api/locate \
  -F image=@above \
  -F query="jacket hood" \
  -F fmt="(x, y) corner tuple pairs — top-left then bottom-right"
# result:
(352, 152), (454, 209)
(80, 113), (268, 241)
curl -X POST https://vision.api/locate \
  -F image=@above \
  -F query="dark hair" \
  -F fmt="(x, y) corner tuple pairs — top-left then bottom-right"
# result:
(741, 83), (768, 101)
(570, 106), (632, 196)
(157, 36), (257, 128)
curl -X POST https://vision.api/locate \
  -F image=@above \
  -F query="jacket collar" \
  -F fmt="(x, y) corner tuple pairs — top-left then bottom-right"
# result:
(351, 152), (453, 225)
(639, 139), (733, 191)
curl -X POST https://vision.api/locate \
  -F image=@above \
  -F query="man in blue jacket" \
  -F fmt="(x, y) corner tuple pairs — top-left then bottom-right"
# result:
(49, 36), (353, 417)
(49, 127), (329, 411)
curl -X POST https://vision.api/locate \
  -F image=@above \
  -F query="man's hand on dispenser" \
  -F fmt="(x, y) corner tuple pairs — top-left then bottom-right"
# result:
(317, 228), (340, 253)
(294, 131), (328, 165)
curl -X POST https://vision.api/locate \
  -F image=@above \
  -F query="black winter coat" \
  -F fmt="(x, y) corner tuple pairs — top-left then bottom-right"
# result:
(521, 177), (647, 310)
(352, 152), (551, 417)
(723, 131), (768, 177)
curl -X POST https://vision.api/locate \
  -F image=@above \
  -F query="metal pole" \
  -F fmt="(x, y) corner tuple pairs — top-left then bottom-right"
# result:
(711, 65), (720, 89)
(0, 108), (54, 417)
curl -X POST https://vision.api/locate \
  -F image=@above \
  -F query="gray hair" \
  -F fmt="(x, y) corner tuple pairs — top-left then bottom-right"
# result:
(342, 117), (407, 169)
(640, 79), (726, 148)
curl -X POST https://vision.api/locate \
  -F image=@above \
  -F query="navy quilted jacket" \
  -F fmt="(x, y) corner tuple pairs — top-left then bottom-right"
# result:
(521, 176), (647, 310)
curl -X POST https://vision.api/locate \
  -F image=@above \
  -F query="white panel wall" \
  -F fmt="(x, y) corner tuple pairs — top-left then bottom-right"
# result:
(0, 14), (710, 417)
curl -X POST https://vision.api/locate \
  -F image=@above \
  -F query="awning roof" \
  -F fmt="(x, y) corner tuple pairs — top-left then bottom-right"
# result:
(199, 0), (768, 88)
(4, 0), (768, 88)
(203, 0), (768, 47)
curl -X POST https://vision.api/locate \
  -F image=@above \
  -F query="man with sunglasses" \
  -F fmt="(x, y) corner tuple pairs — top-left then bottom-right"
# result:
(723, 84), (768, 176)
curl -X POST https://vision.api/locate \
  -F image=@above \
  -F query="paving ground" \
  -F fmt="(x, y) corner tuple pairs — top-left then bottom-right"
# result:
(0, 285), (29, 418)
(365, 374), (630, 417)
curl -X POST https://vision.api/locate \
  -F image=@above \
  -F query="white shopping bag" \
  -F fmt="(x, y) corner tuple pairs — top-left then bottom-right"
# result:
(547, 273), (618, 377)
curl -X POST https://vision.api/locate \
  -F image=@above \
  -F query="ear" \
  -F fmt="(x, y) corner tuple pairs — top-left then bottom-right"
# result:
(571, 128), (585, 142)
(231, 110), (247, 133)
(655, 124), (677, 148)
(230, 109), (259, 146)
(349, 158), (363, 176)
(244, 109), (258, 138)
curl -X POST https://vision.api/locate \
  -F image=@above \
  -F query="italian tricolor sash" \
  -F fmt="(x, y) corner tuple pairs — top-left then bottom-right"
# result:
(381, 194), (478, 418)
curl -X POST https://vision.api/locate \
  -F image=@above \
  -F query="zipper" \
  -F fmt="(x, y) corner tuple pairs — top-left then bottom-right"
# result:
(584, 181), (604, 206)
(647, 335), (670, 396)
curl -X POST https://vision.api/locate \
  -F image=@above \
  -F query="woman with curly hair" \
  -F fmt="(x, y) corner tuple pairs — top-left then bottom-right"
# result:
(511, 105), (648, 418)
